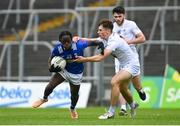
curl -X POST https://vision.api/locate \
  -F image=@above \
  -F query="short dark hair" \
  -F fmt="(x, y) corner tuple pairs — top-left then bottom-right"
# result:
(112, 6), (125, 14)
(98, 19), (113, 31)
(59, 31), (72, 41)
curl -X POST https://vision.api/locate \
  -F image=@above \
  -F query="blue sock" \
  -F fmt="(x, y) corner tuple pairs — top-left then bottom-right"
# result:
(130, 102), (135, 109)
(70, 105), (75, 110)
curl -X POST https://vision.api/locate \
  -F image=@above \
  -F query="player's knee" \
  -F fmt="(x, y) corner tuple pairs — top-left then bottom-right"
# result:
(111, 79), (119, 87)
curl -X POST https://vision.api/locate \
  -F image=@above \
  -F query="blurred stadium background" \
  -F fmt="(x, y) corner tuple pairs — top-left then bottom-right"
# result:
(0, 0), (180, 108)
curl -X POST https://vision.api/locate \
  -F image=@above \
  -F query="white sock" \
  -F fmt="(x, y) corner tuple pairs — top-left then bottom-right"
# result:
(139, 88), (144, 93)
(108, 106), (115, 114)
(121, 104), (127, 111)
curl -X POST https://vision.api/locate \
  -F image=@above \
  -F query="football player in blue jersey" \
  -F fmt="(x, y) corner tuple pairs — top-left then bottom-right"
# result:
(32, 31), (104, 119)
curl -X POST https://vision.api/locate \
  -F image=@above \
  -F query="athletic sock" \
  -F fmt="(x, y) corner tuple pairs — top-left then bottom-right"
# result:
(108, 106), (115, 114)
(121, 104), (127, 111)
(70, 105), (75, 110)
(138, 88), (144, 92)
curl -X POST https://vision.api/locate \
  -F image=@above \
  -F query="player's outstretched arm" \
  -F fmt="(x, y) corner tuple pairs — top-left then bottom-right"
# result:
(73, 36), (99, 42)
(74, 49), (111, 63)
(73, 36), (105, 55)
(88, 41), (105, 55)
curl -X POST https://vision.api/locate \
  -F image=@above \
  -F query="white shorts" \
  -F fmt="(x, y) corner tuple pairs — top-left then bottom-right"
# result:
(114, 58), (140, 77)
(58, 69), (83, 85)
(115, 58), (120, 73)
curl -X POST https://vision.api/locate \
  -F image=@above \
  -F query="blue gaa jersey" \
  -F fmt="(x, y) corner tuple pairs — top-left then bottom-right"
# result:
(51, 40), (89, 74)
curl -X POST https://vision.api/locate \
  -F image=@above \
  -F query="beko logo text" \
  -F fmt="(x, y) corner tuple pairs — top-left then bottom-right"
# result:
(0, 86), (31, 98)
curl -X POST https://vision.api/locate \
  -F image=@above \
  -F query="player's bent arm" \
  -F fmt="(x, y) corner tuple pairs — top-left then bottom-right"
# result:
(48, 56), (62, 72)
(127, 32), (146, 45)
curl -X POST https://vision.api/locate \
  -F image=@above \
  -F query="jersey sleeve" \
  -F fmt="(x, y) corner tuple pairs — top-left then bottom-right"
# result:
(97, 37), (103, 42)
(51, 44), (61, 57)
(131, 21), (142, 35)
(77, 40), (89, 49)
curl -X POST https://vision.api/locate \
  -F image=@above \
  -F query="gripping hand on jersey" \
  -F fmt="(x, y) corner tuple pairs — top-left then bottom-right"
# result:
(97, 42), (104, 55)
(89, 41), (105, 55)
(49, 64), (62, 73)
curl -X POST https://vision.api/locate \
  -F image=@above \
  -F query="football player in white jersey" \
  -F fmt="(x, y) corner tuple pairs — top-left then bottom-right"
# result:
(74, 19), (139, 119)
(112, 6), (146, 116)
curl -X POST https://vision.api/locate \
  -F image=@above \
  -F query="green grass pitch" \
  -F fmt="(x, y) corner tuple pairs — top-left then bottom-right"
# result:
(0, 107), (180, 125)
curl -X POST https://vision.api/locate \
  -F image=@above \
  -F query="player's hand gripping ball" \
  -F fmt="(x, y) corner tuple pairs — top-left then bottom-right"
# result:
(50, 56), (66, 72)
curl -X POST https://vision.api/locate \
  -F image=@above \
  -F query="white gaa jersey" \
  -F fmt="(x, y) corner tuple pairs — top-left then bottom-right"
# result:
(105, 33), (139, 67)
(113, 19), (142, 73)
(113, 19), (142, 57)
